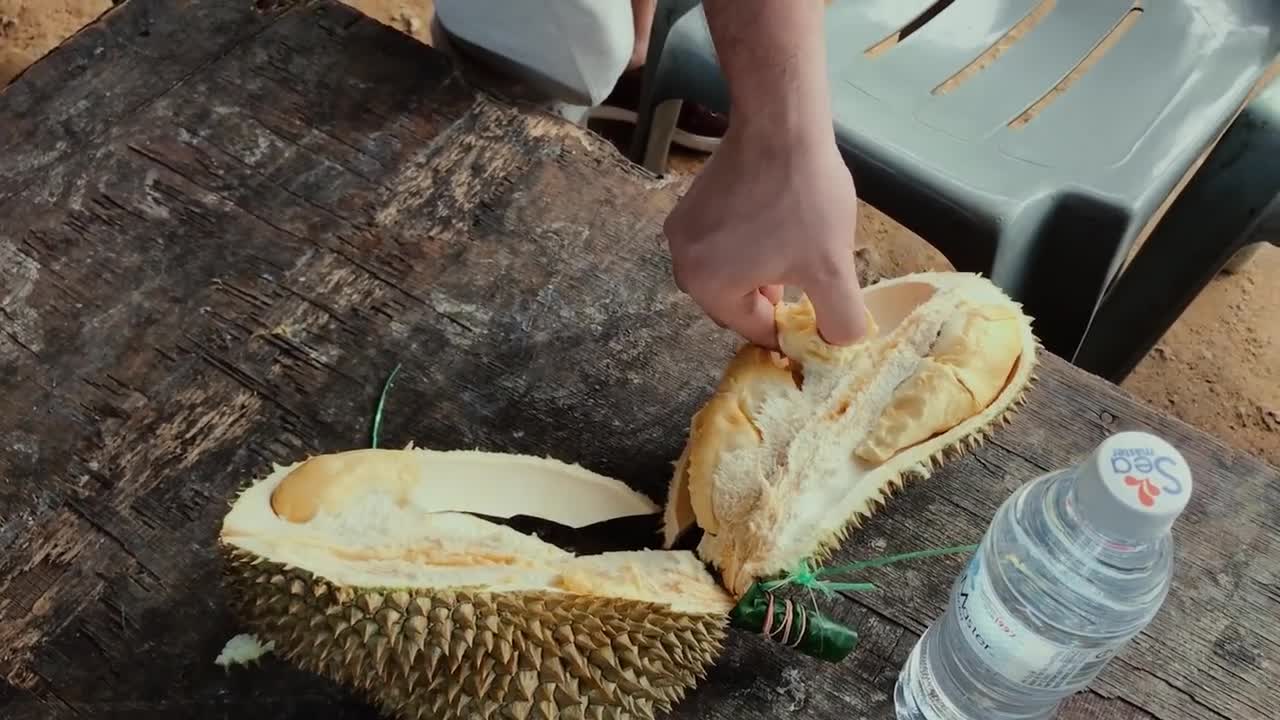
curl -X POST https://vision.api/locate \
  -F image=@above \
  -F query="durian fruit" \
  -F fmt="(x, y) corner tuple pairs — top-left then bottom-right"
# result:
(663, 271), (1038, 597)
(219, 447), (735, 720)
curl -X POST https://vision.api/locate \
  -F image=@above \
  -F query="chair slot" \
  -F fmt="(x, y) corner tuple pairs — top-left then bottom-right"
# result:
(865, 0), (957, 57)
(1010, 4), (1145, 128)
(933, 0), (1059, 96)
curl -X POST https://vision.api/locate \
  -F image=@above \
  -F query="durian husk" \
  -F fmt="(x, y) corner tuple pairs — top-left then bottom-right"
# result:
(662, 271), (1039, 597)
(219, 447), (735, 720)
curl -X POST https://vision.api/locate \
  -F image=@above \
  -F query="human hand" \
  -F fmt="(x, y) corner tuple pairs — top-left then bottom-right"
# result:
(662, 126), (868, 350)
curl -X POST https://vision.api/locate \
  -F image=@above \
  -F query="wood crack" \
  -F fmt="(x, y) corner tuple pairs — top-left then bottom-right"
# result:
(990, 437), (1053, 472)
(244, 110), (386, 184)
(192, 129), (378, 220)
(1, 327), (41, 361)
(126, 144), (310, 244)
(62, 499), (165, 588)
(6, 694), (341, 713)
(1117, 659), (1236, 720)
(0, 0), (297, 203)
(181, 334), (304, 422)
(27, 674), (81, 718)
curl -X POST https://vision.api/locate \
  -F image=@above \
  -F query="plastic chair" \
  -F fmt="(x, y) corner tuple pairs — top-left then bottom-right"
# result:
(1073, 75), (1280, 383)
(629, 0), (1279, 361)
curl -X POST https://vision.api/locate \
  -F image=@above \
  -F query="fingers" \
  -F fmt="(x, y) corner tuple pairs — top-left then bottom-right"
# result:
(706, 288), (779, 349)
(803, 261), (868, 345)
(760, 284), (784, 304)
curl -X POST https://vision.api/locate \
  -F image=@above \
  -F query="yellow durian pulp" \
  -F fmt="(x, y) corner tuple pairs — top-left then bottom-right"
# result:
(662, 271), (1038, 597)
(219, 447), (734, 720)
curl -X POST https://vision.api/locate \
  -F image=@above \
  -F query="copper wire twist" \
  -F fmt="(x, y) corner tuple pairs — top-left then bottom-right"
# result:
(760, 591), (809, 649)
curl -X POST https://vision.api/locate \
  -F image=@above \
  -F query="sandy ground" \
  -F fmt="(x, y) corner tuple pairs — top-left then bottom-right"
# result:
(2, 0), (1276, 468)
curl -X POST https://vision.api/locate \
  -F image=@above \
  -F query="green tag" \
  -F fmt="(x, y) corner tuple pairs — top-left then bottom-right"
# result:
(729, 583), (859, 662)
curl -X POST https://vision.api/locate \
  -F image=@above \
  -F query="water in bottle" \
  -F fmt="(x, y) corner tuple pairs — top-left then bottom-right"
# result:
(893, 430), (1193, 719)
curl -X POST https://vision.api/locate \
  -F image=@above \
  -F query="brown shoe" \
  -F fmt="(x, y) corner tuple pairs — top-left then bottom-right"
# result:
(588, 68), (727, 153)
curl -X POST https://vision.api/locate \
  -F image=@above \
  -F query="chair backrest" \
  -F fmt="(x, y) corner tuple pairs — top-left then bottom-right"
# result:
(804, 0), (1277, 237)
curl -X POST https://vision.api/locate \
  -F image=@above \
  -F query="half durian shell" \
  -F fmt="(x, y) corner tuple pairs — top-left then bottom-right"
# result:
(662, 271), (1038, 597)
(219, 447), (734, 720)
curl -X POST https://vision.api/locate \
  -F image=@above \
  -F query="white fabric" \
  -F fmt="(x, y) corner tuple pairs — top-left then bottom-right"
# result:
(434, 0), (634, 107)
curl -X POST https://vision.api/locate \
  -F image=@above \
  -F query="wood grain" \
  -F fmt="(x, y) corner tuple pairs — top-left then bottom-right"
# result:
(1, 1), (1275, 719)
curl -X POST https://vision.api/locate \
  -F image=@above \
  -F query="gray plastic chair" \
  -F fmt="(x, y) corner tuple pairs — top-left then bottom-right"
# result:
(1073, 75), (1280, 382)
(629, 0), (1279, 362)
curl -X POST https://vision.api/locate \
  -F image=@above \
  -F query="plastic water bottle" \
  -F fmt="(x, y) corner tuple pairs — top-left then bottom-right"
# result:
(893, 431), (1193, 719)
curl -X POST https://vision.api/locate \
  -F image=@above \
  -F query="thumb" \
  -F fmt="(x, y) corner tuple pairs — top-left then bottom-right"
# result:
(804, 263), (868, 345)
(708, 288), (779, 349)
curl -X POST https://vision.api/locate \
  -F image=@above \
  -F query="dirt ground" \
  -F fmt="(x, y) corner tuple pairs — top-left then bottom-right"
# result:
(2, 0), (1276, 468)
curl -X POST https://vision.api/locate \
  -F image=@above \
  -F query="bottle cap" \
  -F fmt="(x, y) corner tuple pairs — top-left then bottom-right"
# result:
(1075, 431), (1193, 540)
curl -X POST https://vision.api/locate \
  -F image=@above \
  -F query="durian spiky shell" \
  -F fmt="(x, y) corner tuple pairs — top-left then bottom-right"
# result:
(221, 550), (726, 720)
(663, 271), (1040, 596)
(219, 448), (733, 720)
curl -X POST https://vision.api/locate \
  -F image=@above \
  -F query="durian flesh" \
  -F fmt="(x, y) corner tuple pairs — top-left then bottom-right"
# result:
(220, 447), (734, 720)
(662, 272), (1038, 597)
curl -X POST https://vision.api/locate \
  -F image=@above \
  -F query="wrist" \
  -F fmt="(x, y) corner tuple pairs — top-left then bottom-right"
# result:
(726, 108), (839, 168)
(723, 59), (836, 158)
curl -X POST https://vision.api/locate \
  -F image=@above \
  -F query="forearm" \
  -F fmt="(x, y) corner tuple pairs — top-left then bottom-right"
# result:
(701, 0), (833, 146)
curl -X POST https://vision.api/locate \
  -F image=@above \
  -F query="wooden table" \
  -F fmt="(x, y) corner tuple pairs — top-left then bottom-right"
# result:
(1, 2), (1276, 719)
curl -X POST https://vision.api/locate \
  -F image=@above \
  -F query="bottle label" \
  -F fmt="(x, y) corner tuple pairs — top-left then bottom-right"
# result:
(953, 554), (1125, 690)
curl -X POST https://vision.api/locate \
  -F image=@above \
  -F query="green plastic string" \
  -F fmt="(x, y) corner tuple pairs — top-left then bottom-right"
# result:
(761, 543), (980, 596)
(370, 363), (402, 449)
(732, 542), (980, 662)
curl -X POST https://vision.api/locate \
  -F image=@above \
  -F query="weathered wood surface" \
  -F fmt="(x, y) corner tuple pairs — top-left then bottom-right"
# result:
(1, 1), (1277, 719)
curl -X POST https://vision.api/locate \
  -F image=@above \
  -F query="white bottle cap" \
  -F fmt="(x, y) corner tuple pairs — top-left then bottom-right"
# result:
(1075, 431), (1193, 540)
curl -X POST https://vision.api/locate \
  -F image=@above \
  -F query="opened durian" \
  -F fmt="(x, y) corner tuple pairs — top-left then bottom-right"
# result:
(219, 448), (734, 720)
(662, 271), (1038, 596)
(218, 270), (1037, 717)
